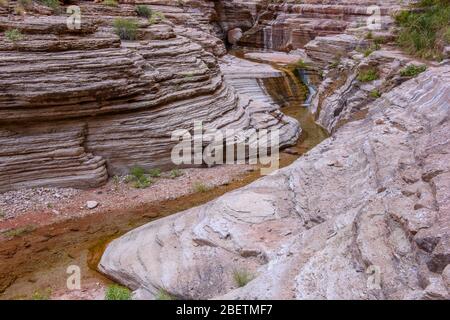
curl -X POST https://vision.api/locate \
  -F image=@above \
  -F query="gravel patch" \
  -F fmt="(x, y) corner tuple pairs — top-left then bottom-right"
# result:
(0, 187), (80, 220)
(0, 165), (255, 222)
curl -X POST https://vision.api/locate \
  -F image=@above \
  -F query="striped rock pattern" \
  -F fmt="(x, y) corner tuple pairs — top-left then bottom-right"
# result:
(0, 1), (299, 192)
(100, 65), (450, 300)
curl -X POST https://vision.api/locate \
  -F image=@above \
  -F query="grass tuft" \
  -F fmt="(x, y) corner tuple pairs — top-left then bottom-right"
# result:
(400, 64), (427, 77)
(155, 289), (175, 300)
(105, 284), (132, 300)
(193, 182), (210, 193)
(357, 68), (379, 82)
(5, 29), (23, 42)
(32, 288), (52, 300)
(233, 269), (253, 288)
(135, 5), (152, 18)
(395, 0), (449, 60)
(103, 0), (118, 7)
(127, 166), (153, 189)
(148, 168), (161, 178)
(169, 168), (183, 179)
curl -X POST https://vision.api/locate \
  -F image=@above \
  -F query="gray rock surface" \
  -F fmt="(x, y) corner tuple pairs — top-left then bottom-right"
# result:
(100, 65), (450, 300)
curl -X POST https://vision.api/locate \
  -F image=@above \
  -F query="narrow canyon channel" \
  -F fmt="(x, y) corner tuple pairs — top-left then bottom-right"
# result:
(0, 53), (328, 300)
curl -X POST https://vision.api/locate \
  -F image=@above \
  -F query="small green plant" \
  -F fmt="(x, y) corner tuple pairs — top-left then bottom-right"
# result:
(148, 168), (161, 178)
(135, 4), (152, 18)
(103, 0), (118, 7)
(41, 0), (60, 12)
(0, 209), (5, 220)
(113, 18), (139, 41)
(357, 68), (379, 82)
(366, 31), (373, 40)
(193, 182), (209, 193)
(128, 166), (153, 189)
(32, 288), (52, 300)
(148, 11), (165, 25)
(369, 90), (381, 99)
(0, 0), (9, 8)
(400, 64), (427, 77)
(105, 284), (132, 300)
(130, 166), (145, 179)
(233, 269), (253, 288)
(156, 289), (175, 300)
(2, 225), (35, 238)
(133, 175), (153, 189)
(169, 168), (183, 179)
(5, 29), (23, 42)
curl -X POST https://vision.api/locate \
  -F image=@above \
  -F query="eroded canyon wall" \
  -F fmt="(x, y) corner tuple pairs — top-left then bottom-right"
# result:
(217, 0), (412, 50)
(0, 0), (299, 192)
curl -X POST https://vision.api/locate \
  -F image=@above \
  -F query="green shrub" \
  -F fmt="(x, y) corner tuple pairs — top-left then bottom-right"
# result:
(105, 284), (132, 300)
(233, 269), (253, 288)
(400, 64), (427, 77)
(169, 168), (183, 179)
(395, 0), (450, 60)
(0, 0), (9, 8)
(357, 68), (379, 82)
(113, 18), (139, 41)
(128, 166), (153, 188)
(5, 29), (23, 42)
(136, 5), (152, 18)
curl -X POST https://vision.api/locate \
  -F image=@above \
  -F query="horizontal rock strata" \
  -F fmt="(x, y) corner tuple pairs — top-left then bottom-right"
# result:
(218, 0), (412, 50)
(0, 1), (299, 192)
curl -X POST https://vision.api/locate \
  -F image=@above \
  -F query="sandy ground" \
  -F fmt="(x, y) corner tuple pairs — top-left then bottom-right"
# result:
(0, 165), (254, 236)
(0, 164), (258, 300)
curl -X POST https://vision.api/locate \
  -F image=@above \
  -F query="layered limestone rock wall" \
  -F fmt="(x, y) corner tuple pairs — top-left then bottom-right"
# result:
(0, 1), (300, 192)
(100, 65), (450, 300)
(217, 0), (412, 50)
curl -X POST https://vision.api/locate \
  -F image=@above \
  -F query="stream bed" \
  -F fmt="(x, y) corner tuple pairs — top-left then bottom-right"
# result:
(0, 53), (328, 300)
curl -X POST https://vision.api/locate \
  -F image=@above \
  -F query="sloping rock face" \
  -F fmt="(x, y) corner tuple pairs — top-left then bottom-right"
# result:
(0, 1), (299, 192)
(310, 48), (420, 133)
(217, 0), (411, 51)
(100, 65), (450, 300)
